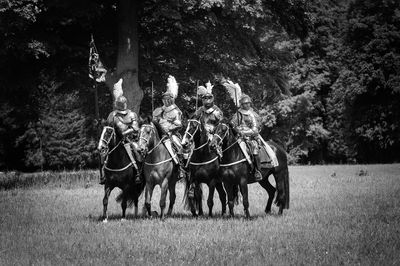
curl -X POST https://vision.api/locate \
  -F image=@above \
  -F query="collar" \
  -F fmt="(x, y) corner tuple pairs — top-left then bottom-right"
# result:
(204, 106), (216, 114)
(163, 104), (177, 113)
(238, 108), (252, 115)
(116, 110), (128, 115)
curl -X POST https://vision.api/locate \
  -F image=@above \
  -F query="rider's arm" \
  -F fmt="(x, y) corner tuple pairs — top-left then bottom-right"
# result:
(129, 112), (140, 132)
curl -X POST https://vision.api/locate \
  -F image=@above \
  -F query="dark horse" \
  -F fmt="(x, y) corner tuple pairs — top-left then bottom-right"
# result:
(210, 122), (289, 218)
(97, 126), (144, 222)
(137, 121), (179, 219)
(181, 118), (226, 217)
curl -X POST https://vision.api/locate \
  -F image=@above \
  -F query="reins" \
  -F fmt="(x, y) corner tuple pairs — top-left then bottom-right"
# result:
(100, 127), (134, 172)
(214, 123), (247, 167)
(184, 119), (217, 166)
(140, 124), (175, 166)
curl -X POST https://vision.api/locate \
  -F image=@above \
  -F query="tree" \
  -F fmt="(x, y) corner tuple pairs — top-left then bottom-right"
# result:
(329, 0), (400, 162)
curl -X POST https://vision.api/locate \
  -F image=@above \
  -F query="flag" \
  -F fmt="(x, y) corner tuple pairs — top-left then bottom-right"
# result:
(89, 35), (107, 83)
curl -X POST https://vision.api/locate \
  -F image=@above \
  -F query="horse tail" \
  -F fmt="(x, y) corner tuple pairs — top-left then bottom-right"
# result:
(283, 166), (289, 209)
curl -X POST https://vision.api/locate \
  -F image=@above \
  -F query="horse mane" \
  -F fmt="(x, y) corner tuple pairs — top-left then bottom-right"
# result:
(225, 119), (240, 138)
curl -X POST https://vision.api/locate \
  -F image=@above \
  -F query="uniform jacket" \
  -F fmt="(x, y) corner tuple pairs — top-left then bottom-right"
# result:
(231, 108), (260, 137)
(107, 110), (139, 134)
(153, 104), (182, 133)
(195, 105), (224, 134)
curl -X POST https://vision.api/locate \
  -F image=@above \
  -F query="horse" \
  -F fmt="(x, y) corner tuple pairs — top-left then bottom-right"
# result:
(137, 121), (179, 219)
(210, 122), (289, 218)
(97, 126), (145, 222)
(181, 118), (226, 217)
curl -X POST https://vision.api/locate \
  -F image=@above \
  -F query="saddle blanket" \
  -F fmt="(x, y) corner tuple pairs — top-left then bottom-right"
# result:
(259, 146), (274, 169)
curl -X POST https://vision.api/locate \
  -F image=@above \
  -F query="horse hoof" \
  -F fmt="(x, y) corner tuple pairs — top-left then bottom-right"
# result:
(151, 211), (158, 217)
(102, 218), (108, 223)
(120, 218), (126, 222)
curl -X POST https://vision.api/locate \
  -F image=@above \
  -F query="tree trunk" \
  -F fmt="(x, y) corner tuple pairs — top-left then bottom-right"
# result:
(109, 0), (142, 114)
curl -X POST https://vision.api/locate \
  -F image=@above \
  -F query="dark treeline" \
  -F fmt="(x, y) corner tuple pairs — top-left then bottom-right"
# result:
(0, 0), (399, 171)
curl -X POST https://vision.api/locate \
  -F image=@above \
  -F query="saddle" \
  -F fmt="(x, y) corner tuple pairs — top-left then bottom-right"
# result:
(244, 142), (273, 169)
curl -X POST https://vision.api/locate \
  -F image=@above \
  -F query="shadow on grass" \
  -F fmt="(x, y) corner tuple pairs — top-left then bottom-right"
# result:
(88, 211), (283, 223)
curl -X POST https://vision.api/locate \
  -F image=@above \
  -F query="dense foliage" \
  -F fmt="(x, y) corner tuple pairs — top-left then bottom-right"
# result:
(0, 0), (399, 170)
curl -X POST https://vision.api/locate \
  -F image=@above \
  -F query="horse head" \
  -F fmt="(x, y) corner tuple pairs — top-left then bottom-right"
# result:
(181, 117), (202, 149)
(210, 121), (231, 152)
(138, 121), (164, 157)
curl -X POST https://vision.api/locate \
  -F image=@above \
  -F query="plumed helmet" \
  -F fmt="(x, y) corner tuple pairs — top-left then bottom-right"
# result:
(163, 75), (178, 99)
(239, 94), (252, 105)
(198, 81), (214, 98)
(115, 95), (128, 112)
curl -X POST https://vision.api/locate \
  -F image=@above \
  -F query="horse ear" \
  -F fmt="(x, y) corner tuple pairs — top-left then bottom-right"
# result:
(100, 119), (107, 127)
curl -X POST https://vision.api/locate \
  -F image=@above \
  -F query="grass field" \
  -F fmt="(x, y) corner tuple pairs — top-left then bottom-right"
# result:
(1, 164), (399, 265)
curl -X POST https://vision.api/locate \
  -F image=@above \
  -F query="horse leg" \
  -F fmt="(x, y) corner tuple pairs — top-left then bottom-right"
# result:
(159, 178), (169, 220)
(145, 182), (155, 217)
(207, 180), (216, 217)
(240, 179), (250, 219)
(196, 183), (204, 216)
(121, 193), (127, 220)
(225, 183), (235, 217)
(259, 177), (276, 214)
(167, 181), (176, 216)
(102, 185), (112, 222)
(215, 181), (227, 215)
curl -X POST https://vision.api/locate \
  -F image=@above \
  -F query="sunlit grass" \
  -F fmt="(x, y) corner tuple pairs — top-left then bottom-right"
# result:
(0, 164), (399, 265)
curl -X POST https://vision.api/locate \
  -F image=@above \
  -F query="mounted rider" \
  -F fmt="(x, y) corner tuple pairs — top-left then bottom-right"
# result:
(195, 81), (224, 141)
(231, 94), (263, 181)
(152, 75), (187, 178)
(100, 94), (142, 184)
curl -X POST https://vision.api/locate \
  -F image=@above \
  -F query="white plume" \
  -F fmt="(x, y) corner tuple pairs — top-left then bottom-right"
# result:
(166, 75), (178, 98)
(113, 78), (123, 99)
(198, 81), (214, 96)
(205, 81), (214, 94)
(197, 85), (207, 96)
(222, 79), (242, 107)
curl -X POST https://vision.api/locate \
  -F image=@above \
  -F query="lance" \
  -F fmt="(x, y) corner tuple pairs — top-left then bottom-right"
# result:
(235, 84), (239, 124)
(195, 80), (199, 110)
(151, 81), (154, 114)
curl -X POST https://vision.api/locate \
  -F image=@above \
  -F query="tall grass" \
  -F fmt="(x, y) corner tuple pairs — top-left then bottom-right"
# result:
(0, 170), (99, 190)
(0, 164), (399, 265)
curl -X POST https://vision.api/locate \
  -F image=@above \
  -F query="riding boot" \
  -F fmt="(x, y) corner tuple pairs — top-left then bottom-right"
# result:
(254, 154), (263, 181)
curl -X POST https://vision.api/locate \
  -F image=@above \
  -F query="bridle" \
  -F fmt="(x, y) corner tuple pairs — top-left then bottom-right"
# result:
(182, 119), (208, 150)
(139, 123), (174, 166)
(98, 126), (133, 172)
(212, 123), (232, 151)
(212, 123), (247, 167)
(139, 123), (167, 155)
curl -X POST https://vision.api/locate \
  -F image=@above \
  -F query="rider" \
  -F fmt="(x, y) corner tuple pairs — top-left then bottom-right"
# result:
(100, 95), (142, 184)
(231, 94), (263, 181)
(195, 81), (224, 141)
(153, 75), (187, 179)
